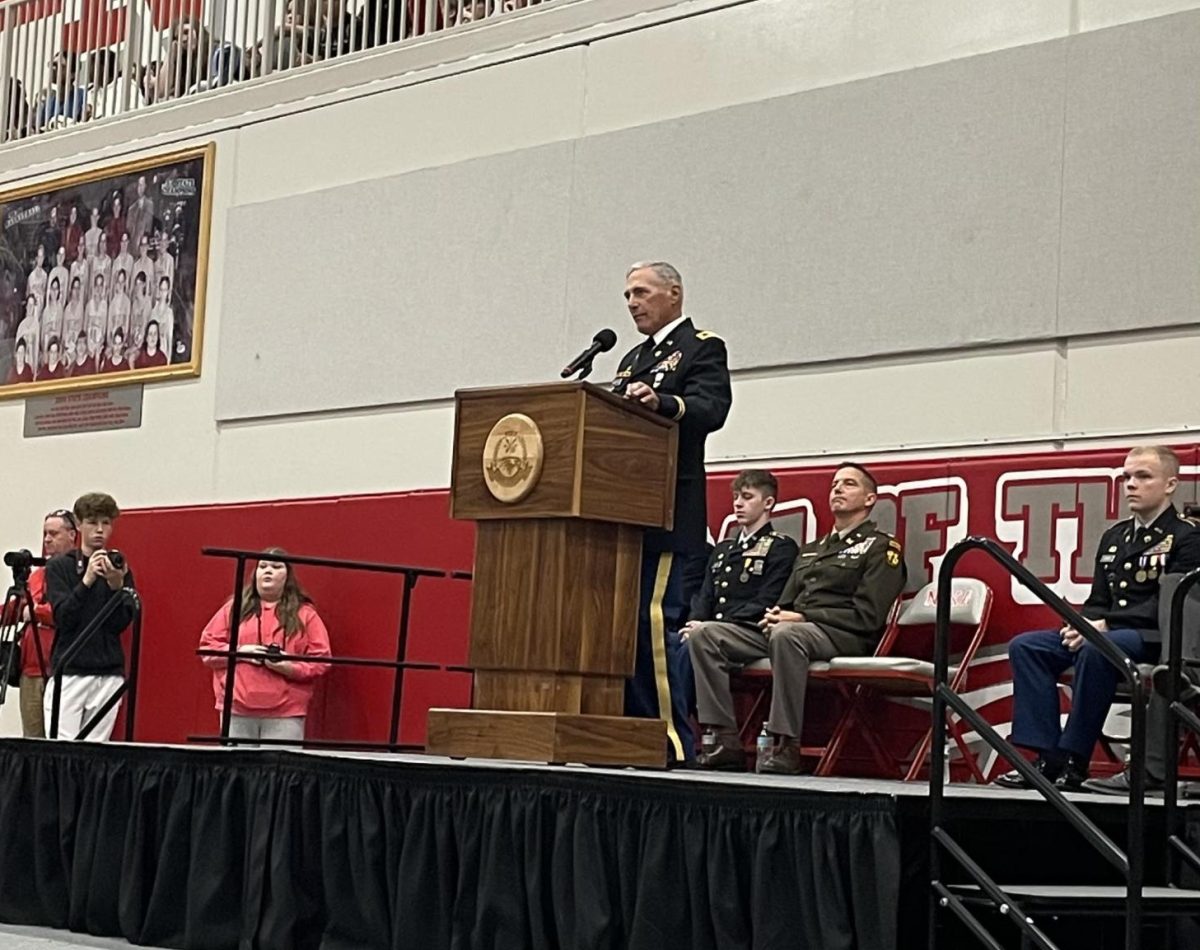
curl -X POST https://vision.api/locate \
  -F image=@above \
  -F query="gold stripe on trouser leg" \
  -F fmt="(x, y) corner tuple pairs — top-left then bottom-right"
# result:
(650, 552), (684, 761)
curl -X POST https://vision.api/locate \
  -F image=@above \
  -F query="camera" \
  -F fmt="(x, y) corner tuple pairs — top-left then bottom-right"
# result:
(3, 549), (47, 570)
(106, 549), (126, 570)
(265, 644), (282, 656)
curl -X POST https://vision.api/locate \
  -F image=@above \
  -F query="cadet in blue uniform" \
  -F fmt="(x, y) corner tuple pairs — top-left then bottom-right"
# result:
(612, 261), (732, 764)
(998, 445), (1200, 790)
(683, 469), (799, 769)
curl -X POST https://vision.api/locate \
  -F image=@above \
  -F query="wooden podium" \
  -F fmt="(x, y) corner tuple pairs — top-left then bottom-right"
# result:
(426, 381), (678, 767)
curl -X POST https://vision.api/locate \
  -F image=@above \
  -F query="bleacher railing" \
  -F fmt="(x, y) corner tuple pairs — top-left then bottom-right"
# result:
(0, 0), (552, 145)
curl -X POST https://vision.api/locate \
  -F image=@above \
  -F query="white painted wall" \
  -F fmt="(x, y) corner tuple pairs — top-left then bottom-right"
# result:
(0, 0), (1198, 553)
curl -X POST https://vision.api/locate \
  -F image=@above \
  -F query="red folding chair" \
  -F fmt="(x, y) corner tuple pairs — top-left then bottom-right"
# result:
(731, 599), (904, 755)
(811, 578), (994, 781)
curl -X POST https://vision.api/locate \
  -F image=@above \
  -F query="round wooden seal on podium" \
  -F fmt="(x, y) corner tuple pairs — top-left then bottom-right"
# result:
(482, 413), (544, 503)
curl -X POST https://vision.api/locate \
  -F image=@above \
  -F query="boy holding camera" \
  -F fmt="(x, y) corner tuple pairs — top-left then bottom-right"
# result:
(44, 492), (136, 741)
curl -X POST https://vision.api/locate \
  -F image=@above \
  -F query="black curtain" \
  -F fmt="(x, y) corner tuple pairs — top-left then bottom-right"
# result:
(0, 740), (899, 950)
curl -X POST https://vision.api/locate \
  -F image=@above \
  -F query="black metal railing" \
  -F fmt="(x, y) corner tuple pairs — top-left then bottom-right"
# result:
(929, 536), (1147, 950)
(1161, 567), (1200, 885)
(46, 587), (143, 740)
(191, 547), (468, 750)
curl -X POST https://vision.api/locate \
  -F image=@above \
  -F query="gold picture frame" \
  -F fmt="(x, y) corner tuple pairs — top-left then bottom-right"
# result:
(0, 142), (214, 399)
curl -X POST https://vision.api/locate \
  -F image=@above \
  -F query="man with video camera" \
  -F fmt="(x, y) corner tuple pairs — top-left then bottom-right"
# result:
(44, 492), (136, 741)
(5, 509), (79, 736)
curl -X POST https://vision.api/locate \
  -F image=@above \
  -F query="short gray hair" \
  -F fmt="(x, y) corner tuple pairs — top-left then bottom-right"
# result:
(626, 261), (683, 288)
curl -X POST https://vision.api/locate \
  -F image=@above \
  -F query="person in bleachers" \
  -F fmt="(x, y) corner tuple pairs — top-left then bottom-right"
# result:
(3, 78), (30, 140)
(198, 550), (331, 745)
(156, 17), (212, 100)
(683, 469), (799, 770)
(35, 53), (86, 129)
(690, 463), (906, 774)
(997, 445), (1200, 791)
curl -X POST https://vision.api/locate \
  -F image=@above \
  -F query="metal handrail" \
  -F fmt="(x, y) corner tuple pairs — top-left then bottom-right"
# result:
(929, 536), (1146, 950)
(200, 546), (467, 749)
(1161, 566), (1200, 884)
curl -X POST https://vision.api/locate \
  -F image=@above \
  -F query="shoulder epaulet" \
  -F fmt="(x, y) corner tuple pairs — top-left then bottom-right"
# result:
(695, 330), (722, 341)
(1183, 516), (1200, 528)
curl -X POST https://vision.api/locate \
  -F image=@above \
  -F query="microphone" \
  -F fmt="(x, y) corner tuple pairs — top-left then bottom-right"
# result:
(561, 329), (618, 380)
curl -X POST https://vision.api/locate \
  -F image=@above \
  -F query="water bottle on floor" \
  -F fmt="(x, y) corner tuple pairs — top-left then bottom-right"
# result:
(755, 726), (772, 772)
(700, 729), (716, 760)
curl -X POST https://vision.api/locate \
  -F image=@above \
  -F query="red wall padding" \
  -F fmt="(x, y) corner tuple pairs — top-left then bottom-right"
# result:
(92, 445), (1198, 759)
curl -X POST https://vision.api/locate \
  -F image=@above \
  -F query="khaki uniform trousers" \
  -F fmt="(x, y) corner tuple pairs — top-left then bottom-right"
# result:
(688, 620), (839, 739)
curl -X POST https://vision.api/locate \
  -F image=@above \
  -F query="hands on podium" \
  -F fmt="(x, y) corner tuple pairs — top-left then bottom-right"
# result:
(623, 381), (660, 413)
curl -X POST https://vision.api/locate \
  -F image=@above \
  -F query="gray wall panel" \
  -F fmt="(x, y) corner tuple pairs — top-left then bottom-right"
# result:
(1058, 11), (1200, 336)
(567, 41), (1067, 370)
(214, 11), (1200, 421)
(215, 141), (576, 421)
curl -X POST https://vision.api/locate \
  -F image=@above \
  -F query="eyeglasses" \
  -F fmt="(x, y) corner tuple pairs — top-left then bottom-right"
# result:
(47, 509), (77, 530)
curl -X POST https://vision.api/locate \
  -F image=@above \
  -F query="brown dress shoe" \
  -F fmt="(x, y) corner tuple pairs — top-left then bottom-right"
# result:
(697, 731), (747, 771)
(758, 737), (802, 775)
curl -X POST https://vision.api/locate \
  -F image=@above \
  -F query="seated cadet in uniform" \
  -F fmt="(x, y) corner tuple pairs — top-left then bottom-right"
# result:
(997, 445), (1200, 791)
(689, 463), (906, 774)
(683, 469), (799, 770)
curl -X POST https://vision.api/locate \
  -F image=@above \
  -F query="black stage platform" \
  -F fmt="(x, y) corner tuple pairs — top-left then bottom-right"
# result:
(0, 739), (1195, 950)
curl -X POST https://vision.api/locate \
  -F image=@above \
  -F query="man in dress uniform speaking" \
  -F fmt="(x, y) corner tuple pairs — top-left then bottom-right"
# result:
(611, 261), (732, 764)
(996, 445), (1200, 790)
(687, 463), (906, 774)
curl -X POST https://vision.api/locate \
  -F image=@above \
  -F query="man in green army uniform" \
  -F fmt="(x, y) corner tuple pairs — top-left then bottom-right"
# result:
(688, 463), (906, 774)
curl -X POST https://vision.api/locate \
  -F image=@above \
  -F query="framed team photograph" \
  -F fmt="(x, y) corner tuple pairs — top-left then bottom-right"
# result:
(0, 143), (213, 398)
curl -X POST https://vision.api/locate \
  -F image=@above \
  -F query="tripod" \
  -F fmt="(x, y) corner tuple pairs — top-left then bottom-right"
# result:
(0, 564), (46, 707)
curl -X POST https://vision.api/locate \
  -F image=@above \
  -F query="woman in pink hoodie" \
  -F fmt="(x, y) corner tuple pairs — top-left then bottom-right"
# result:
(199, 549), (331, 744)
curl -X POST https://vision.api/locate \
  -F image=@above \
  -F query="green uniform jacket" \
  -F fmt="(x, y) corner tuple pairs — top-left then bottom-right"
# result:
(777, 519), (906, 654)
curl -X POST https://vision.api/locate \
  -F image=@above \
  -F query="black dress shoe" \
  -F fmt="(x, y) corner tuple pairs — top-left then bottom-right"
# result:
(1057, 757), (1090, 791)
(994, 757), (1062, 789)
(1083, 770), (1165, 796)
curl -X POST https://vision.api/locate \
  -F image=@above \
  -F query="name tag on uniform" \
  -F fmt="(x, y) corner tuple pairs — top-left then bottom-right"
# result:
(1100, 554), (1116, 564)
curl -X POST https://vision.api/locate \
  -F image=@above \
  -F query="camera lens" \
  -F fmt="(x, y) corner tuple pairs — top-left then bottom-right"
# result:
(107, 550), (125, 570)
(3, 549), (33, 569)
